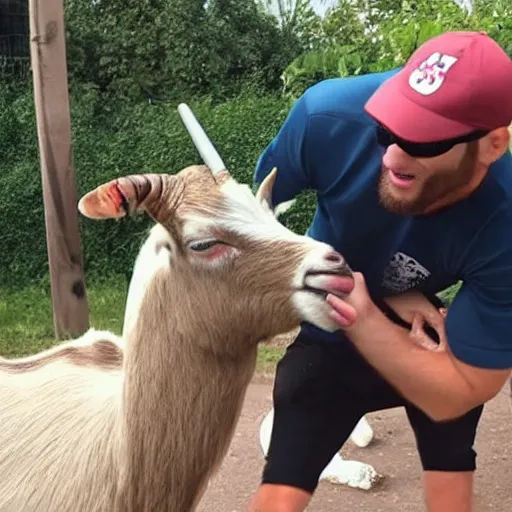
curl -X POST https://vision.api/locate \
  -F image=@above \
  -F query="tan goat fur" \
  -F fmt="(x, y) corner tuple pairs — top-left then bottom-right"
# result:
(0, 164), (352, 511)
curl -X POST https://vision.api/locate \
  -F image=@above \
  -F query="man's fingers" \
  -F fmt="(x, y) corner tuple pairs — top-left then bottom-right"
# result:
(330, 309), (353, 327)
(410, 313), (425, 336)
(326, 293), (357, 327)
(409, 313), (442, 351)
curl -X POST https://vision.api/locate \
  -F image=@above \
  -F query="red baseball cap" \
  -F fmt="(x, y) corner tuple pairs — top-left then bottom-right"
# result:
(364, 31), (512, 143)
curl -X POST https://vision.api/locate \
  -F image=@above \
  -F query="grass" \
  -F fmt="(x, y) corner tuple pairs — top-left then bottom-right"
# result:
(256, 344), (287, 375)
(0, 277), (127, 357)
(0, 277), (286, 375)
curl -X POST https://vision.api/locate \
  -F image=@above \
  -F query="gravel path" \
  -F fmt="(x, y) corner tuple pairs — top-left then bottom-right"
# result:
(198, 377), (512, 511)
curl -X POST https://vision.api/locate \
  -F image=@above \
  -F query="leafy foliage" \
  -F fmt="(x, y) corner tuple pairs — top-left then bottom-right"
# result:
(0, 0), (510, 294)
(257, 0), (326, 50)
(0, 86), (298, 288)
(64, 0), (303, 102)
(282, 0), (512, 97)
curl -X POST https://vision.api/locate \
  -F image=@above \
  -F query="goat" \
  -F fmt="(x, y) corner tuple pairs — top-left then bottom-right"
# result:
(0, 104), (356, 511)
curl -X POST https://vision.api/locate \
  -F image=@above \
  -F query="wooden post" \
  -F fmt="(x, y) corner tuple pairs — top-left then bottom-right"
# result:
(29, 0), (89, 338)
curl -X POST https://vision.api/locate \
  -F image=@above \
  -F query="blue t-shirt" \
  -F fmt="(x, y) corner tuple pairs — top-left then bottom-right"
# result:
(254, 69), (512, 370)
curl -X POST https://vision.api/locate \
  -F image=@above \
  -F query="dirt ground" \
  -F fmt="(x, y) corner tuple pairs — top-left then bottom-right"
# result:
(198, 376), (512, 512)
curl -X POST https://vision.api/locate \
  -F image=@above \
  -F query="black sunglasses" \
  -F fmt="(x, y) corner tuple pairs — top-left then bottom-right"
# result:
(376, 124), (489, 158)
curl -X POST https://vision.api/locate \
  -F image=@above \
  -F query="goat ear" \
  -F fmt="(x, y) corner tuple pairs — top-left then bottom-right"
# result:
(78, 174), (172, 221)
(274, 198), (296, 219)
(79, 181), (128, 219)
(255, 167), (277, 213)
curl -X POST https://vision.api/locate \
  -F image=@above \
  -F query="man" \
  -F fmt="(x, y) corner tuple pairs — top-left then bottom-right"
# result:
(247, 31), (512, 512)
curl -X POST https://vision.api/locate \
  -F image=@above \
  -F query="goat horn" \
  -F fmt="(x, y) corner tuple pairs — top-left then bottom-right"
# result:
(78, 174), (169, 221)
(177, 103), (227, 175)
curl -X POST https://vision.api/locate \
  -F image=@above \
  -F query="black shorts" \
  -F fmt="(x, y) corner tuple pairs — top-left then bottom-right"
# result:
(261, 295), (484, 494)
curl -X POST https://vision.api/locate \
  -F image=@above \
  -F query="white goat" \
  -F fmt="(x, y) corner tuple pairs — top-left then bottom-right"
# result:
(0, 104), (360, 511)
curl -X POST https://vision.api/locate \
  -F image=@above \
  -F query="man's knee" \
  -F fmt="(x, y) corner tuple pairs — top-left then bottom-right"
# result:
(422, 471), (474, 512)
(246, 484), (311, 512)
(421, 445), (478, 472)
(407, 404), (484, 472)
(260, 400), (340, 494)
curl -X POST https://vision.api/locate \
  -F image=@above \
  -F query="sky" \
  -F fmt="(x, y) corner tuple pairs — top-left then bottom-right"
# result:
(311, 0), (338, 16)
(310, 0), (472, 17)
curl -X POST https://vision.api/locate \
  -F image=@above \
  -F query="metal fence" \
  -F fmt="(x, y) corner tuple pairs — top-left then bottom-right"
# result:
(0, 0), (30, 80)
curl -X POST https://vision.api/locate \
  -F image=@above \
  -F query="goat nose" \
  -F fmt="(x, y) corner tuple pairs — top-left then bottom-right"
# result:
(324, 250), (344, 264)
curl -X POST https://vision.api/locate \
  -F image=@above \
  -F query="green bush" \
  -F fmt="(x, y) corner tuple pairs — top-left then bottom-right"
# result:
(2, 0), (509, 296)
(281, 0), (512, 98)
(63, 0), (303, 103)
(0, 85), (320, 289)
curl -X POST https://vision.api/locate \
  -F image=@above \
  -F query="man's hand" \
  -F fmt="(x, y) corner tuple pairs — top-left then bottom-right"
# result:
(325, 273), (510, 421)
(384, 290), (448, 351)
(383, 289), (446, 330)
(408, 311), (447, 351)
(326, 272), (375, 331)
(327, 273), (446, 348)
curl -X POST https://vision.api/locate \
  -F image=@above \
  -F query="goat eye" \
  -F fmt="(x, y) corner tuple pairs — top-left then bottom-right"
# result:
(189, 240), (218, 252)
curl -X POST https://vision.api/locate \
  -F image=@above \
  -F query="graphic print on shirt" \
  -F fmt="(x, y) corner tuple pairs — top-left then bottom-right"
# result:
(381, 251), (431, 293)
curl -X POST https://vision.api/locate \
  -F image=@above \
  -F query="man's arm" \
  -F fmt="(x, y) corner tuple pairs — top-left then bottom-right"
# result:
(346, 294), (509, 421)
(327, 273), (512, 422)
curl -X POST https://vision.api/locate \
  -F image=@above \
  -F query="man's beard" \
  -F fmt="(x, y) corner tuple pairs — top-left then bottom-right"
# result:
(378, 144), (479, 216)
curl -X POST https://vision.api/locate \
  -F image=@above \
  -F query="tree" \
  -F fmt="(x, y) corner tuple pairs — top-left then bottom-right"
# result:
(280, 0), (512, 97)
(64, 0), (303, 101)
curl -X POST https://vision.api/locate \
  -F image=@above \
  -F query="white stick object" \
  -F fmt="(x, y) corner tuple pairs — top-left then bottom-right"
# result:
(177, 103), (226, 174)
